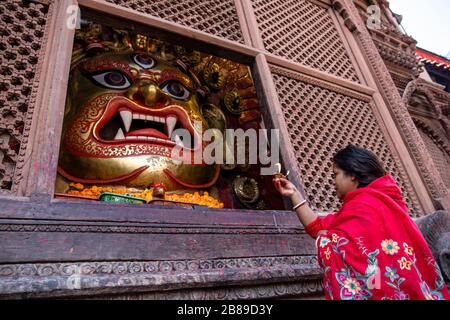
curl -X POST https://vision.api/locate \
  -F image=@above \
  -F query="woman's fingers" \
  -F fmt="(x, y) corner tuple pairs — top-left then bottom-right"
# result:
(279, 178), (291, 188)
(273, 178), (294, 197)
(272, 178), (285, 193)
(273, 179), (281, 188)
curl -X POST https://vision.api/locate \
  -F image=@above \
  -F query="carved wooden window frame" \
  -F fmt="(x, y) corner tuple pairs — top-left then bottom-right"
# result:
(15, 0), (300, 211)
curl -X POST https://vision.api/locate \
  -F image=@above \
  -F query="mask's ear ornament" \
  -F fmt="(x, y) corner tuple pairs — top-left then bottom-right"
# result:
(202, 59), (224, 91)
(201, 103), (227, 133)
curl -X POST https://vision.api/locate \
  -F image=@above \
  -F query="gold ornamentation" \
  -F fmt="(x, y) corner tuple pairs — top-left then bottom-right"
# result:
(201, 104), (227, 133)
(203, 60), (224, 90)
(232, 175), (260, 208)
(74, 23), (102, 42)
(255, 199), (266, 210)
(223, 89), (243, 115)
(174, 46), (201, 65)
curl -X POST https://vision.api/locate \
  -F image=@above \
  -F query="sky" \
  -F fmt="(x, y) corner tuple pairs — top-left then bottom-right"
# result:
(388, 0), (450, 58)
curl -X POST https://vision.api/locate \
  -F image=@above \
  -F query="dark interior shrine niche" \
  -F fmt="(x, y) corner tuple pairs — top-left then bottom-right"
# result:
(54, 12), (285, 211)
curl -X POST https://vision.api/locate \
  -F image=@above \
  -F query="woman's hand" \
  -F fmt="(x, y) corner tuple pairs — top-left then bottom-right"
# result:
(273, 177), (317, 230)
(272, 177), (298, 198)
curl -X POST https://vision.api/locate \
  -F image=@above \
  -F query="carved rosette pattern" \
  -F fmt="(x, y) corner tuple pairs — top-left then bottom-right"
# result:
(0, 0), (50, 193)
(334, 0), (448, 205)
(251, 0), (360, 82)
(91, 279), (324, 300)
(271, 68), (421, 215)
(105, 0), (244, 43)
(0, 256), (322, 299)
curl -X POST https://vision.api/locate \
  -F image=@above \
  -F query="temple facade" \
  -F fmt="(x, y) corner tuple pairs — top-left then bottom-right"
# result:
(0, 0), (448, 299)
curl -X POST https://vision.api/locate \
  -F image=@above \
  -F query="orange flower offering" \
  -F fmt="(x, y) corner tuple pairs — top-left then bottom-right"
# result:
(67, 183), (224, 208)
(68, 183), (130, 199)
(165, 191), (224, 209)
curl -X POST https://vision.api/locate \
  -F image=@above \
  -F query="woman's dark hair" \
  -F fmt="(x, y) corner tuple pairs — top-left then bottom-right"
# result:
(333, 144), (386, 188)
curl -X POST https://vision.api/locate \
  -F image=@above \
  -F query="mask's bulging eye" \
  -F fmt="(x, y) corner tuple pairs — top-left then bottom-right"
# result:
(161, 81), (190, 100)
(91, 70), (131, 90)
(133, 54), (155, 69)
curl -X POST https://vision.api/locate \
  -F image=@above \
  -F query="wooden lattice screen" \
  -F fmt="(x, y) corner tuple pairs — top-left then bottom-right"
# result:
(251, 0), (360, 82)
(272, 68), (421, 215)
(106, 0), (245, 43)
(0, 0), (50, 192)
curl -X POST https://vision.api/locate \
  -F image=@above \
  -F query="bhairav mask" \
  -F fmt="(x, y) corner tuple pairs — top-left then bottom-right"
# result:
(55, 22), (283, 210)
(57, 25), (219, 190)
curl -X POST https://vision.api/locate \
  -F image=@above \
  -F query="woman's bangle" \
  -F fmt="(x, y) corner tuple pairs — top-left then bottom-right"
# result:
(292, 199), (307, 211)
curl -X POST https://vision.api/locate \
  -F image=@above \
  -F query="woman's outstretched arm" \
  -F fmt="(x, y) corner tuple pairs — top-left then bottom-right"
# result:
(273, 178), (326, 235)
(288, 185), (318, 227)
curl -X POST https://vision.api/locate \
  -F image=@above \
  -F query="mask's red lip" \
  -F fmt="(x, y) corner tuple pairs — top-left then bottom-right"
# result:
(163, 165), (220, 189)
(93, 96), (202, 150)
(58, 165), (150, 185)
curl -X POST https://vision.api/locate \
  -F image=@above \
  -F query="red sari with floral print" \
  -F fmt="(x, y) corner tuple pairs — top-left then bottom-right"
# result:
(305, 175), (450, 300)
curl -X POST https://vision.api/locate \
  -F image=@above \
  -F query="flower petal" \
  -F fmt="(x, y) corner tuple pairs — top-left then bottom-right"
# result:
(336, 273), (348, 284)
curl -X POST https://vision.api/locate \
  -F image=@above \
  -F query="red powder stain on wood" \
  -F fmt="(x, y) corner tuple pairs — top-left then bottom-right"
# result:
(38, 238), (48, 244)
(186, 239), (199, 249)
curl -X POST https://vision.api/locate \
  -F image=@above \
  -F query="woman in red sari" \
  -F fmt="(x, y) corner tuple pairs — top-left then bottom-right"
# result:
(273, 145), (449, 300)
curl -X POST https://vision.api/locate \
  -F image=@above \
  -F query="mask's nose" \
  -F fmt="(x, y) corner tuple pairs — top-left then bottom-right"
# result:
(126, 73), (168, 107)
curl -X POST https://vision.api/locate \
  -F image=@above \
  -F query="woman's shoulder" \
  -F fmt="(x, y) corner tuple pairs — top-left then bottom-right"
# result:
(341, 192), (380, 213)
(333, 193), (387, 225)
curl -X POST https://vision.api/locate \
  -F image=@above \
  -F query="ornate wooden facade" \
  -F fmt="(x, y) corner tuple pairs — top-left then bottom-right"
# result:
(0, 0), (448, 299)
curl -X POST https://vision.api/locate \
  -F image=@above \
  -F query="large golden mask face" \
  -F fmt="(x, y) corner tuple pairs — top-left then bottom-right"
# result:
(58, 52), (219, 190)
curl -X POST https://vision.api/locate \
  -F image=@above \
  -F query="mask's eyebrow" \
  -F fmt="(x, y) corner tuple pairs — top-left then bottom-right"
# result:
(80, 58), (133, 79)
(159, 69), (194, 91)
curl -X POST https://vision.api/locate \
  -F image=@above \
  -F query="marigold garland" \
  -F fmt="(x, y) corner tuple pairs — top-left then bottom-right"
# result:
(67, 183), (224, 208)
(165, 191), (224, 208)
